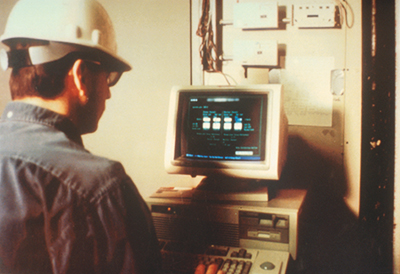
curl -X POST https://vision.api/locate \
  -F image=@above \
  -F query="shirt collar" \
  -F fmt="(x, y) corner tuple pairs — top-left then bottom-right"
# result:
(1, 101), (83, 146)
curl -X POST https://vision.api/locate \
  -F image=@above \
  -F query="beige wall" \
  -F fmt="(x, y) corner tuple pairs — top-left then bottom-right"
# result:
(0, 2), (13, 112)
(84, 0), (193, 198)
(191, 0), (362, 215)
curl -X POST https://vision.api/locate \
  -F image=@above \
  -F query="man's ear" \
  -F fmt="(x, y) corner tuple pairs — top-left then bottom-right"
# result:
(71, 59), (89, 105)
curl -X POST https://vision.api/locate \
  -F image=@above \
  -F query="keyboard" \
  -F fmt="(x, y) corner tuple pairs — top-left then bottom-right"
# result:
(197, 256), (252, 274)
(159, 241), (290, 274)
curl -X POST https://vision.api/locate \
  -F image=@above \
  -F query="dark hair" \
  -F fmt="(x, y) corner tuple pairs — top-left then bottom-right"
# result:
(9, 54), (78, 99)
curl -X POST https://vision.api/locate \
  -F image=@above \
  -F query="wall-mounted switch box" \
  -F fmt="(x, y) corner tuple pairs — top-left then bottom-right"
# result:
(233, 1), (278, 29)
(233, 40), (278, 66)
(293, 4), (337, 28)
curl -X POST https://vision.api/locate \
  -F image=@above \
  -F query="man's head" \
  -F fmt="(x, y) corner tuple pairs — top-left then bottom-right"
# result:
(1, 0), (131, 134)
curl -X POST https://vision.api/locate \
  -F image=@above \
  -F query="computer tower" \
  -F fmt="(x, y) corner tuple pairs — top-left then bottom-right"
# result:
(146, 188), (306, 273)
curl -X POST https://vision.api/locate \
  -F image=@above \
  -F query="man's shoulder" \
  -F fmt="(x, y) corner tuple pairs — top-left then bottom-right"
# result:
(1, 137), (130, 202)
(42, 146), (130, 200)
(0, 112), (131, 201)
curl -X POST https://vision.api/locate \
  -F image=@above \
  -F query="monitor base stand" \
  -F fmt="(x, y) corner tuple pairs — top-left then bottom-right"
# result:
(192, 175), (276, 202)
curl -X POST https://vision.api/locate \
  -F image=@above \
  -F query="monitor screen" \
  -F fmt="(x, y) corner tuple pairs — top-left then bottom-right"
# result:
(165, 85), (288, 180)
(177, 92), (266, 162)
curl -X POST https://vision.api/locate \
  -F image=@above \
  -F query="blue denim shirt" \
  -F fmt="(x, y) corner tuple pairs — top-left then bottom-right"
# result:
(0, 102), (162, 274)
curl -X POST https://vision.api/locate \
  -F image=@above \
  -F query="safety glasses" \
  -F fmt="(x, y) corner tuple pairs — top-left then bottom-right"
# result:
(84, 60), (122, 87)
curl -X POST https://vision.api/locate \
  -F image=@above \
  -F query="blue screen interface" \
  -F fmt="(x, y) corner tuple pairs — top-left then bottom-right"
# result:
(176, 92), (267, 162)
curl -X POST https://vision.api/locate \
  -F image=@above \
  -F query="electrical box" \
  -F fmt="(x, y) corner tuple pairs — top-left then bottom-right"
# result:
(233, 1), (279, 29)
(233, 40), (278, 67)
(293, 4), (337, 28)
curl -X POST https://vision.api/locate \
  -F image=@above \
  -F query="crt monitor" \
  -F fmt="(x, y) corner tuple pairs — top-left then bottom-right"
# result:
(164, 85), (288, 186)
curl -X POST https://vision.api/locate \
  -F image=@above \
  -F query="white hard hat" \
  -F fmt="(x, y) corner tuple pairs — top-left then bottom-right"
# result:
(0, 0), (131, 73)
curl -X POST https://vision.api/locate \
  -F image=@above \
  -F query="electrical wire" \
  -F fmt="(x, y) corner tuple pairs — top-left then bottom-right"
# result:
(196, 0), (217, 72)
(336, 0), (354, 28)
(196, 0), (232, 85)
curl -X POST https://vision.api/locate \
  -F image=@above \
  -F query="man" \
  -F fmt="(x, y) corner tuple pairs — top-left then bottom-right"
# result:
(0, 0), (162, 273)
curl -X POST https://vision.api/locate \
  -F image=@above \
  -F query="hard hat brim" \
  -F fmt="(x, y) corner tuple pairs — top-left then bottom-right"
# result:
(1, 39), (131, 72)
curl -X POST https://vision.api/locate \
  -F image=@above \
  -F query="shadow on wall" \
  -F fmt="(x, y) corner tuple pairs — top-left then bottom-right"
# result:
(280, 135), (379, 274)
